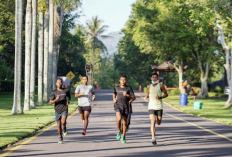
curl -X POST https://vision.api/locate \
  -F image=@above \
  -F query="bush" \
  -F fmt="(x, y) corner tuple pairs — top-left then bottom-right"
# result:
(144, 87), (148, 93)
(208, 92), (228, 98)
(0, 80), (24, 92)
(211, 86), (223, 93)
(168, 89), (180, 95)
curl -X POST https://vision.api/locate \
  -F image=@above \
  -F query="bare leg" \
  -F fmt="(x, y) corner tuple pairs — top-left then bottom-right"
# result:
(80, 113), (85, 124)
(57, 120), (62, 137)
(61, 116), (67, 133)
(149, 114), (156, 139)
(116, 112), (122, 133)
(157, 116), (162, 125)
(122, 116), (127, 139)
(83, 111), (90, 130)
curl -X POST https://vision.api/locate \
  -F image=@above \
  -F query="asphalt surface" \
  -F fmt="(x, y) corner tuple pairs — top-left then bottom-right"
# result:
(1, 89), (232, 157)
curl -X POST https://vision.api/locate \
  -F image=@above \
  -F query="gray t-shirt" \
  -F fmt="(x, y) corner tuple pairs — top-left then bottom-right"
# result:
(75, 84), (94, 106)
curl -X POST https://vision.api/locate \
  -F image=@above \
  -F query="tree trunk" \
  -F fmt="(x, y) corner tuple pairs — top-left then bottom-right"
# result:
(216, 22), (232, 107)
(30, 0), (37, 108)
(43, 0), (49, 102)
(198, 76), (208, 98)
(48, 0), (54, 92)
(12, 0), (24, 114)
(24, 0), (32, 111)
(92, 39), (95, 86)
(38, 10), (44, 106)
(52, 6), (60, 89)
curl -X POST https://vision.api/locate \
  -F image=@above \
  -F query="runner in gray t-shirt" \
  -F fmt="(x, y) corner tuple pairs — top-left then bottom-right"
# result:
(75, 75), (95, 135)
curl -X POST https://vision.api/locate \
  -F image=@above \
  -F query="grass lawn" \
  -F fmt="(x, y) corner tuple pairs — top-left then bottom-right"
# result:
(164, 95), (232, 126)
(0, 92), (78, 149)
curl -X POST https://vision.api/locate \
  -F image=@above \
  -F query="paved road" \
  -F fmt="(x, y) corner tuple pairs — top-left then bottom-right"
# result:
(1, 90), (232, 157)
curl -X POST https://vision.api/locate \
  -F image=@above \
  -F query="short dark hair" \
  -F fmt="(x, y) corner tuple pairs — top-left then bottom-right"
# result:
(152, 72), (159, 77)
(120, 75), (127, 79)
(82, 75), (88, 80)
(56, 78), (63, 83)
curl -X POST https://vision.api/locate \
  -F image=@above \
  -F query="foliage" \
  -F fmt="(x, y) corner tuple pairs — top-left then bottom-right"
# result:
(168, 89), (180, 96)
(144, 87), (148, 93)
(0, 57), (13, 80)
(57, 13), (86, 85)
(208, 92), (228, 98)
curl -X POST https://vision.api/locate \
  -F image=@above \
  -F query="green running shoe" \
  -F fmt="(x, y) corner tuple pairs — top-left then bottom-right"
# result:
(120, 136), (126, 143)
(117, 132), (122, 140)
(63, 131), (68, 136)
(58, 137), (63, 144)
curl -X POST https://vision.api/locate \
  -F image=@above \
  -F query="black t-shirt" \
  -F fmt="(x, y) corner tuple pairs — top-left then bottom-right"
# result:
(50, 88), (71, 114)
(114, 85), (134, 107)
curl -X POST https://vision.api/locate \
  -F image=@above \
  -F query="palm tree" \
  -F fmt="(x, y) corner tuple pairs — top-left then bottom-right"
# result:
(30, 0), (38, 108)
(85, 16), (109, 85)
(12, 0), (24, 114)
(38, 0), (46, 105)
(43, 0), (49, 102)
(48, 0), (54, 93)
(24, 0), (33, 111)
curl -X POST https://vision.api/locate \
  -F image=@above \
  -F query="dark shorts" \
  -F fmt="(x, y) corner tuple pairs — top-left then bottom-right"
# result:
(115, 103), (129, 118)
(55, 110), (68, 122)
(78, 106), (91, 114)
(148, 110), (163, 118)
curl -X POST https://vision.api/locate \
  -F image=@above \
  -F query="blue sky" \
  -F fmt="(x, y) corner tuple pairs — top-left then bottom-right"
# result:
(77, 0), (137, 33)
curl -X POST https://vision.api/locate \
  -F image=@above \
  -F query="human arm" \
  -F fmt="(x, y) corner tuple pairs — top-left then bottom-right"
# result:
(49, 92), (59, 105)
(156, 85), (168, 100)
(113, 87), (117, 103)
(74, 85), (85, 98)
(66, 90), (71, 105)
(144, 85), (150, 100)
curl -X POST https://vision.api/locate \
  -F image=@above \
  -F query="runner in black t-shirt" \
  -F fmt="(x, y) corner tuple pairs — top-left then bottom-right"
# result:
(50, 78), (71, 144)
(113, 75), (136, 143)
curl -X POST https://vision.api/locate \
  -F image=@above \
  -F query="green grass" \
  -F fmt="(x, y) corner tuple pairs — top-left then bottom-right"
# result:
(164, 96), (232, 126)
(0, 92), (78, 149)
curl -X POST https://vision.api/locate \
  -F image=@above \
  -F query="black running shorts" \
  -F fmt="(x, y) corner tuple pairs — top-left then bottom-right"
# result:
(78, 106), (91, 114)
(148, 110), (163, 118)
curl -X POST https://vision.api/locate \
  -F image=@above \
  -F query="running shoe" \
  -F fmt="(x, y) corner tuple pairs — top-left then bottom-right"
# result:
(151, 138), (157, 145)
(63, 130), (68, 136)
(82, 130), (86, 135)
(120, 136), (126, 143)
(117, 132), (122, 140)
(58, 137), (63, 144)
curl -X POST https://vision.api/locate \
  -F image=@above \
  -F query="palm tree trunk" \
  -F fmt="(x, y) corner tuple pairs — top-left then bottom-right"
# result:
(12, 0), (24, 114)
(43, 0), (49, 102)
(38, 9), (44, 106)
(92, 39), (95, 86)
(24, 0), (32, 111)
(48, 0), (54, 92)
(30, 0), (37, 108)
(52, 6), (59, 89)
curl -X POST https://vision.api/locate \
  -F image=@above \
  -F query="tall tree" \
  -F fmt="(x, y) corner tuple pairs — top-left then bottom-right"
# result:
(85, 16), (109, 85)
(48, 0), (54, 93)
(30, 0), (38, 108)
(43, 0), (49, 102)
(38, 0), (46, 105)
(215, 0), (232, 107)
(24, 0), (32, 110)
(12, 0), (24, 114)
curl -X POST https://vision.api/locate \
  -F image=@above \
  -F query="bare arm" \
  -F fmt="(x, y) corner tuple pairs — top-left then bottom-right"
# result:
(75, 92), (85, 98)
(144, 85), (150, 100)
(113, 93), (117, 103)
(156, 85), (168, 100)
(49, 96), (59, 105)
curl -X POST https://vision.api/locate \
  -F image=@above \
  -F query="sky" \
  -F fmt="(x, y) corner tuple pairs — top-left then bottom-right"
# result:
(77, 0), (137, 33)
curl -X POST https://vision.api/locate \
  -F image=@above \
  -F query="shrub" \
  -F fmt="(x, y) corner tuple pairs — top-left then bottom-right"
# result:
(208, 92), (228, 98)
(211, 86), (223, 93)
(0, 80), (24, 92)
(168, 89), (180, 95)
(144, 87), (148, 93)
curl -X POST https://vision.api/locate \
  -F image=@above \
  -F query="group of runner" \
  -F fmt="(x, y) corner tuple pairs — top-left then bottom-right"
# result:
(49, 72), (168, 145)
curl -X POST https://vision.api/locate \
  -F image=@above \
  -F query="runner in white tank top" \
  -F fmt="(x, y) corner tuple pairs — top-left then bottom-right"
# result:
(145, 72), (168, 145)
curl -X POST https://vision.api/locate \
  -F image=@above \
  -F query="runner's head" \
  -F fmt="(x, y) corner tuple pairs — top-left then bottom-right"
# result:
(119, 75), (127, 86)
(56, 78), (63, 89)
(151, 72), (159, 82)
(82, 75), (88, 85)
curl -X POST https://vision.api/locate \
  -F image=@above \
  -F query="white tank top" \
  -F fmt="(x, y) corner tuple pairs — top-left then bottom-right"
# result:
(148, 83), (163, 110)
